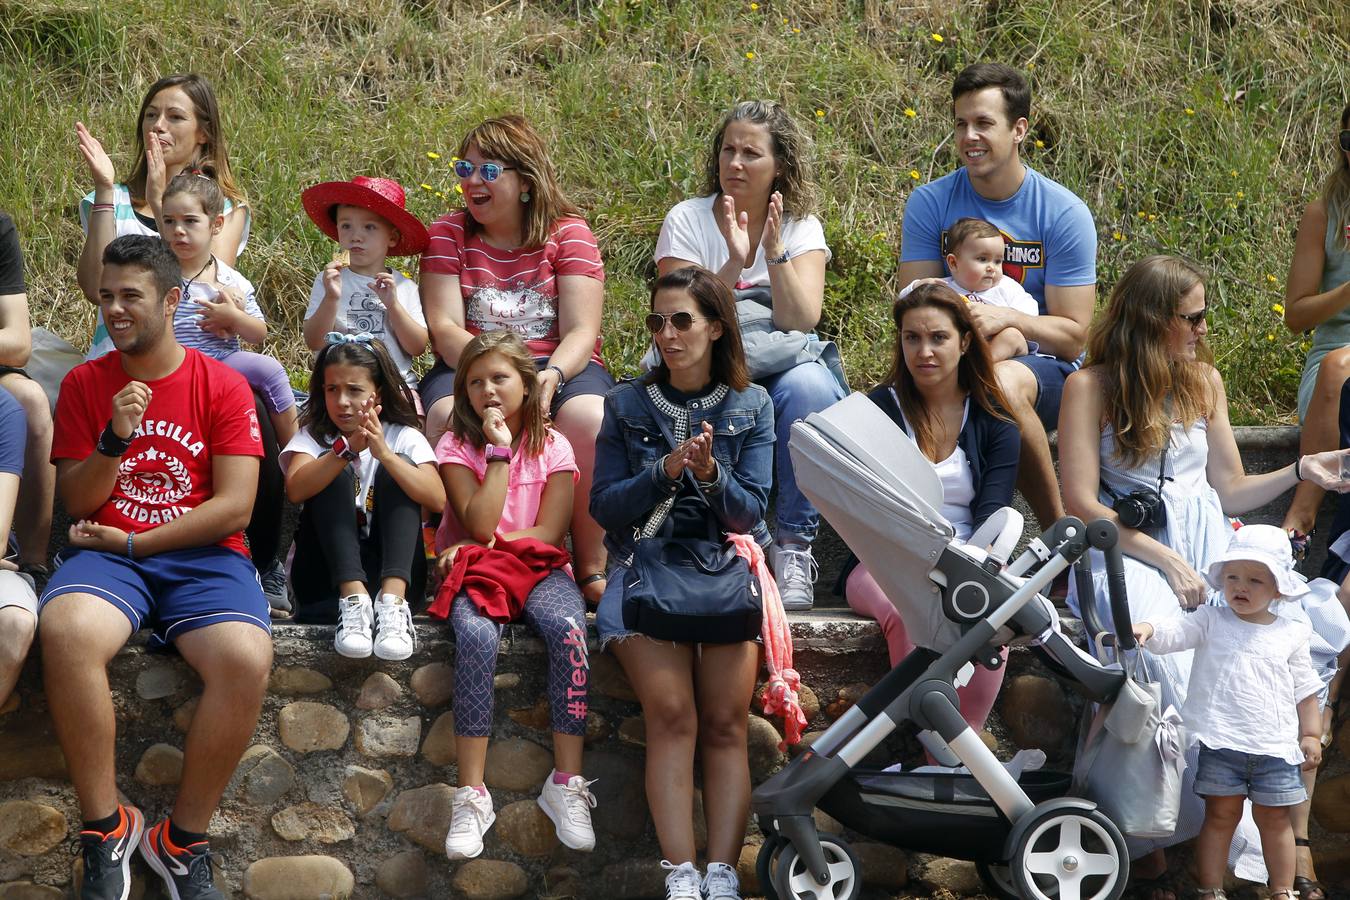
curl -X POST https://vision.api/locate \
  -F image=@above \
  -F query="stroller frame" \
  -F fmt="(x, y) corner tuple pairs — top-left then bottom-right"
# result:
(751, 398), (1139, 900)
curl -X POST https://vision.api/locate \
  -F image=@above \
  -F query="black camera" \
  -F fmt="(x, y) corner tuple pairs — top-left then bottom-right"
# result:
(1112, 489), (1165, 530)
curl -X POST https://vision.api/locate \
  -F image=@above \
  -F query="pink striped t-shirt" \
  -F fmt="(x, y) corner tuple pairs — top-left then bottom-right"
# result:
(421, 210), (605, 362)
(434, 427), (580, 551)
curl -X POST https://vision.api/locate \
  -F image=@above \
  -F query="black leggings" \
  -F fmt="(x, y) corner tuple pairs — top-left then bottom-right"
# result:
(290, 455), (426, 624)
(245, 392), (284, 572)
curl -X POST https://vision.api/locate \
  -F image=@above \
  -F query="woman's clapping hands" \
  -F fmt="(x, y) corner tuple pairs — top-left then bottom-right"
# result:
(662, 421), (717, 483)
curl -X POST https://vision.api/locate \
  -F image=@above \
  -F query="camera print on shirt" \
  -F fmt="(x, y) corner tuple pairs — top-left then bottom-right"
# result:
(343, 280), (393, 347)
(465, 281), (558, 342)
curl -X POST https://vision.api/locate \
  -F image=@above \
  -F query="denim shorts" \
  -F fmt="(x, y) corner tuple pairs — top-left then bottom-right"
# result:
(419, 357), (613, 412)
(1193, 743), (1307, 807)
(1009, 353), (1077, 431)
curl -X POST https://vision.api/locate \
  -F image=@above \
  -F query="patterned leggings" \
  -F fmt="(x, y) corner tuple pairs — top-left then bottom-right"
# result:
(451, 570), (589, 737)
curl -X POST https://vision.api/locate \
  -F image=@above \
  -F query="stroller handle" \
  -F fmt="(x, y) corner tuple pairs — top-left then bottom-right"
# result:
(1083, 518), (1137, 652)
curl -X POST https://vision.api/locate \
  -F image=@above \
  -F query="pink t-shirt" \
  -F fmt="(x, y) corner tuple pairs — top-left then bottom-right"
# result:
(434, 427), (579, 550)
(421, 210), (606, 362)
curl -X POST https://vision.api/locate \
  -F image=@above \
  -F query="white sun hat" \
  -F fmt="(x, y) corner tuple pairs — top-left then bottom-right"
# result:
(1204, 523), (1309, 598)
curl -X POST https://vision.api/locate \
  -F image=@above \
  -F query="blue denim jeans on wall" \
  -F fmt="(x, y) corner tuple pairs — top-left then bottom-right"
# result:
(758, 359), (847, 544)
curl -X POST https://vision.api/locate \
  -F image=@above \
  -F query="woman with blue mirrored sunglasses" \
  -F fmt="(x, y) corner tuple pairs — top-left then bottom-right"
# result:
(420, 114), (616, 616)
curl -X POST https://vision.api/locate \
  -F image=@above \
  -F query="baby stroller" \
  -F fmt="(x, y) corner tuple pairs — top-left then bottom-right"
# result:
(751, 394), (1140, 900)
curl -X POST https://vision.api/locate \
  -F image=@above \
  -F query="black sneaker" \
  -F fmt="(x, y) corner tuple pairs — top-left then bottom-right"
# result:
(139, 818), (225, 900)
(77, 804), (144, 900)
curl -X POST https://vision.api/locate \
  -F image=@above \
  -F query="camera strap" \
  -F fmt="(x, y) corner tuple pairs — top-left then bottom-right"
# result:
(1100, 437), (1169, 502)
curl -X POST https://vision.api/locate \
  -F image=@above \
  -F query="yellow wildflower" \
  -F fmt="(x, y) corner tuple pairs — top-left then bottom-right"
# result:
(426, 151), (441, 160)
(1034, 139), (1044, 148)
(1147, 214), (1157, 222)
(454, 184), (463, 194)
(1272, 303), (1285, 315)
(1112, 231), (1123, 241)
(904, 108), (917, 118)
(1266, 274), (1278, 283)
(419, 183), (434, 191)
(909, 170), (921, 180)
(815, 109), (825, 118)
(451, 156), (461, 163)
(792, 26), (800, 33)
(1266, 333), (1276, 341)
(1184, 107), (1195, 115)
(401, 271), (412, 279)
(1230, 169), (1238, 177)
(749, 2), (758, 8)
(931, 33), (944, 42)
(745, 51), (756, 60)
(1137, 211), (1147, 218)
(782, 16), (788, 23)
(435, 192), (445, 199)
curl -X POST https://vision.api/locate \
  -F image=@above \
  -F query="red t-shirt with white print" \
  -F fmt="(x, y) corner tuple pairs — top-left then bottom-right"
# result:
(51, 348), (264, 556)
(421, 210), (606, 362)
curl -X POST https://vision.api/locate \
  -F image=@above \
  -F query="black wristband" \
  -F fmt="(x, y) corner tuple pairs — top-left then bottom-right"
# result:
(1295, 456), (1304, 481)
(97, 420), (133, 457)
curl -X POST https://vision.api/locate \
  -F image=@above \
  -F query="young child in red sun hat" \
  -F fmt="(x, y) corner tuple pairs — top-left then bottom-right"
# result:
(301, 176), (431, 389)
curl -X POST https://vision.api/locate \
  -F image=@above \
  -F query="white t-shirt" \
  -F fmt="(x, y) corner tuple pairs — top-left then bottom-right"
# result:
(654, 195), (831, 289)
(898, 275), (1040, 318)
(893, 394), (975, 541)
(1147, 604), (1322, 764)
(306, 268), (425, 386)
(281, 422), (435, 536)
(177, 260), (263, 358)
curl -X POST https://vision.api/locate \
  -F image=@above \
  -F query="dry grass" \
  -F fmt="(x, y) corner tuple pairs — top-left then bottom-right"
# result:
(2, 0), (1348, 420)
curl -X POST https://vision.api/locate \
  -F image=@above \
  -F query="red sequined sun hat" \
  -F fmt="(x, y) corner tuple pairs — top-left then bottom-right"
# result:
(301, 176), (430, 257)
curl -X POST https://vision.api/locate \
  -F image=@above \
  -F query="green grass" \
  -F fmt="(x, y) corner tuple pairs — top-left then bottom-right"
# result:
(2, 0), (1348, 422)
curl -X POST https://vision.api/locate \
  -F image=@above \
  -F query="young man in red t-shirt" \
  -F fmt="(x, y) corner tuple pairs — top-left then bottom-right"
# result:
(40, 235), (269, 900)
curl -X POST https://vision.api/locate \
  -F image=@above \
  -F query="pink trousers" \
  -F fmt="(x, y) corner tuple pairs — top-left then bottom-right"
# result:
(844, 564), (1007, 732)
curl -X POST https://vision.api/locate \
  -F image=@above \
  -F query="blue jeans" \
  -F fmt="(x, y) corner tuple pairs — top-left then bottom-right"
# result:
(758, 360), (847, 544)
(1193, 743), (1307, 807)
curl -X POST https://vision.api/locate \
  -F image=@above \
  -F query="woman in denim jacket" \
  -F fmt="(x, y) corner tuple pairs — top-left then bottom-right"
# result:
(590, 266), (773, 900)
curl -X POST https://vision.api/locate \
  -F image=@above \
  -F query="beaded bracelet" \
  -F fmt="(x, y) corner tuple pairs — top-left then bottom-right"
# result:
(126, 531), (135, 559)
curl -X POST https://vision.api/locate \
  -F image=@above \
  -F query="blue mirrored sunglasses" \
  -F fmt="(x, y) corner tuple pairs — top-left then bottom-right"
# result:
(453, 160), (516, 182)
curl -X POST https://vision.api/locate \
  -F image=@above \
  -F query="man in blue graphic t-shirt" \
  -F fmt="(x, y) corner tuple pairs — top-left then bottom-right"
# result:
(899, 62), (1097, 531)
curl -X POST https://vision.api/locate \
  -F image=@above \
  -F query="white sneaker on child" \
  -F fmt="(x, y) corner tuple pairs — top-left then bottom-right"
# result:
(444, 785), (495, 860)
(373, 594), (415, 660)
(772, 541), (818, 611)
(536, 770), (597, 851)
(661, 860), (702, 900)
(333, 594), (374, 658)
(702, 861), (742, 900)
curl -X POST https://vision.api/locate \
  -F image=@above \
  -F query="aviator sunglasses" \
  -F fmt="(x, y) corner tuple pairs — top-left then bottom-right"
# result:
(1176, 306), (1208, 329)
(1340, 130), (1350, 153)
(645, 311), (712, 333)
(453, 159), (517, 181)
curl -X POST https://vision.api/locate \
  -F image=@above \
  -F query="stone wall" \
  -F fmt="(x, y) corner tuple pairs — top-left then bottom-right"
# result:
(5, 426), (1349, 898)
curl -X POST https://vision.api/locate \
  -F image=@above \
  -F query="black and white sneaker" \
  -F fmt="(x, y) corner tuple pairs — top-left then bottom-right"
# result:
(77, 804), (144, 900)
(139, 818), (225, 900)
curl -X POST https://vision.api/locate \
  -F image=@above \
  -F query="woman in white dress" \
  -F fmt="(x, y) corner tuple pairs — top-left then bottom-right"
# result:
(1060, 254), (1348, 898)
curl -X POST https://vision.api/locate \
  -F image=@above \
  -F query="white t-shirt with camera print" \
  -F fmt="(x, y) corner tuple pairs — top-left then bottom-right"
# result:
(306, 268), (425, 386)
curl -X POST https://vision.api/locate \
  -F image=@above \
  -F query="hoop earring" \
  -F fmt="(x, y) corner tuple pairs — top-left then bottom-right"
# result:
(520, 191), (531, 204)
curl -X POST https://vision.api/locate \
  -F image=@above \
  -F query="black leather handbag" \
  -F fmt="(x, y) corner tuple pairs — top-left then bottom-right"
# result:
(619, 385), (762, 643)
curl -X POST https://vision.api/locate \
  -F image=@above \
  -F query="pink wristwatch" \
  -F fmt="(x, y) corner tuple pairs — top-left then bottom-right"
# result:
(485, 444), (512, 464)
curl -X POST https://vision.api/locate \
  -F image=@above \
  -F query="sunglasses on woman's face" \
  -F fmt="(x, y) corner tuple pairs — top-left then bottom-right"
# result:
(1340, 130), (1350, 153)
(1176, 307), (1208, 329)
(453, 160), (516, 181)
(645, 312), (711, 333)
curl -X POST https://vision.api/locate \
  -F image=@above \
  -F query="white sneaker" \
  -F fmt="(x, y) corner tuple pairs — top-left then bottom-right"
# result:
(702, 861), (742, 899)
(334, 594), (374, 658)
(661, 860), (702, 900)
(772, 541), (818, 611)
(536, 771), (597, 851)
(444, 785), (495, 860)
(373, 594), (415, 660)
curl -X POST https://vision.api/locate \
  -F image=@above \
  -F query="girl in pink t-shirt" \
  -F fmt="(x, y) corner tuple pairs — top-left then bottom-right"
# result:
(434, 332), (596, 860)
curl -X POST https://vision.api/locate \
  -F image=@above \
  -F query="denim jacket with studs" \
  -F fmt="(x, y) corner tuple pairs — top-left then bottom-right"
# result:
(590, 375), (774, 562)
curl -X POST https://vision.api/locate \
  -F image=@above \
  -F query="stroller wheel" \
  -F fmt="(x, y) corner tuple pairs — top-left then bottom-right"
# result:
(976, 861), (1023, 900)
(756, 836), (785, 900)
(1011, 805), (1127, 900)
(773, 834), (861, 900)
